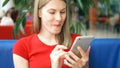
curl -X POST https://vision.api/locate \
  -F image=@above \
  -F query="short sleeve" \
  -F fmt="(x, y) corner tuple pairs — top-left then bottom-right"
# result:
(13, 38), (29, 60)
(71, 34), (80, 43)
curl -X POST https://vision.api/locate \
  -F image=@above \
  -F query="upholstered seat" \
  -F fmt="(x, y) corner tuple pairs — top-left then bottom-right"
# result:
(0, 38), (120, 68)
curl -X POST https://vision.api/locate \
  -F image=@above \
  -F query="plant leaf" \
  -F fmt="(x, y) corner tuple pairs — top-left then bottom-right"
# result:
(77, 0), (83, 10)
(13, 13), (26, 38)
(2, 0), (9, 7)
(19, 23), (25, 34)
(13, 0), (20, 6)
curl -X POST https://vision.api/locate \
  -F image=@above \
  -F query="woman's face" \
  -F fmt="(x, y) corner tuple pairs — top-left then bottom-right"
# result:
(39, 0), (66, 34)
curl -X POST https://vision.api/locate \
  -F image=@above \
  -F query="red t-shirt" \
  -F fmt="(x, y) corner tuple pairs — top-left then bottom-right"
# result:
(13, 34), (79, 68)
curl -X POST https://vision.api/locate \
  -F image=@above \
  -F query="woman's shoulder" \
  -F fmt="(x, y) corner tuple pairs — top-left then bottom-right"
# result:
(13, 34), (38, 60)
(71, 33), (80, 43)
(71, 33), (80, 39)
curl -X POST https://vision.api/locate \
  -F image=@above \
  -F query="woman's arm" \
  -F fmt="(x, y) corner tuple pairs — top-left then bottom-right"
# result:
(13, 54), (28, 68)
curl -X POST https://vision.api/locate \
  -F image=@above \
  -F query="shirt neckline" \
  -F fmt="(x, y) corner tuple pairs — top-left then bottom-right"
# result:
(35, 34), (57, 47)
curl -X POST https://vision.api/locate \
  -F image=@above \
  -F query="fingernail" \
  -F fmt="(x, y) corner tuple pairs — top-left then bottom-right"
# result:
(77, 46), (80, 49)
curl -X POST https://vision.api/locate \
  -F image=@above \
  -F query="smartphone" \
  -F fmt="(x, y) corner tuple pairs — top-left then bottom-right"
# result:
(70, 35), (94, 58)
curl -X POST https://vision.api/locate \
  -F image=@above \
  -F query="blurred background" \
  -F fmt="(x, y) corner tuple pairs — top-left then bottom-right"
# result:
(0, 0), (120, 39)
(72, 0), (120, 38)
(87, 0), (120, 38)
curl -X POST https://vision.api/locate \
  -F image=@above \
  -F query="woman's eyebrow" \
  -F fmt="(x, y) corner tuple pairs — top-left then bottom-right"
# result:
(61, 8), (66, 11)
(48, 9), (56, 11)
(48, 7), (66, 11)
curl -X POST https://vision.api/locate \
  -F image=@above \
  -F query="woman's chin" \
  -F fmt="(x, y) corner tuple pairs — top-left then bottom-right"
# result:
(52, 30), (61, 34)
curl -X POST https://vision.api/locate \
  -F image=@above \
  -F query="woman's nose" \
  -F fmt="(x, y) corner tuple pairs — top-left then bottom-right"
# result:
(55, 13), (62, 21)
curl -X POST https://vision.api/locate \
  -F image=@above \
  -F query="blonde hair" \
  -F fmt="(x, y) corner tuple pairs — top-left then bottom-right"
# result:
(33, 0), (72, 48)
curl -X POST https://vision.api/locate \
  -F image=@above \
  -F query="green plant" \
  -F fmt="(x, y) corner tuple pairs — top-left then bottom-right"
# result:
(3, 0), (110, 38)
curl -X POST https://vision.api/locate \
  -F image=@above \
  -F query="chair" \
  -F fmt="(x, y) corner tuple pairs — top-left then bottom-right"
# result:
(89, 38), (120, 68)
(0, 25), (33, 39)
(0, 38), (120, 68)
(0, 40), (16, 68)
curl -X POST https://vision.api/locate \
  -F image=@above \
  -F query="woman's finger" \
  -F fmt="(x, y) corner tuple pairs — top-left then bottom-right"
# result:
(57, 49), (67, 58)
(64, 54), (76, 64)
(64, 59), (72, 67)
(67, 51), (80, 62)
(77, 46), (86, 57)
(86, 46), (91, 56)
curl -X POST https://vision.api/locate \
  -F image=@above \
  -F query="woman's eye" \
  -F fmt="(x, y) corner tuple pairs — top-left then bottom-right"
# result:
(49, 12), (55, 14)
(60, 11), (66, 14)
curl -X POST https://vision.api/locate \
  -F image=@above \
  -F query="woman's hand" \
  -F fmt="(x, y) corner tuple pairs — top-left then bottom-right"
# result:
(64, 46), (90, 68)
(50, 45), (67, 68)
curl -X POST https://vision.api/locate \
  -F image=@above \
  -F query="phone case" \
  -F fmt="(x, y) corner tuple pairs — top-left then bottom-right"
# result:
(70, 36), (94, 58)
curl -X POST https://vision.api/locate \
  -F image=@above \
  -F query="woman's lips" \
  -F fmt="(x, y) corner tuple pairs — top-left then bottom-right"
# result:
(53, 24), (61, 27)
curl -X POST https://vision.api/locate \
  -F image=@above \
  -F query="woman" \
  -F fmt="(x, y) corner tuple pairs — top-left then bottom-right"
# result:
(13, 0), (90, 68)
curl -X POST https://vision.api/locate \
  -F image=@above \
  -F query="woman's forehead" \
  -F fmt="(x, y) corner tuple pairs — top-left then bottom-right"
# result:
(42, 0), (66, 9)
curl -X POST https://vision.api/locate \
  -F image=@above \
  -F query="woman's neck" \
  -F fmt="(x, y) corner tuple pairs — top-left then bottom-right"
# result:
(38, 32), (58, 46)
